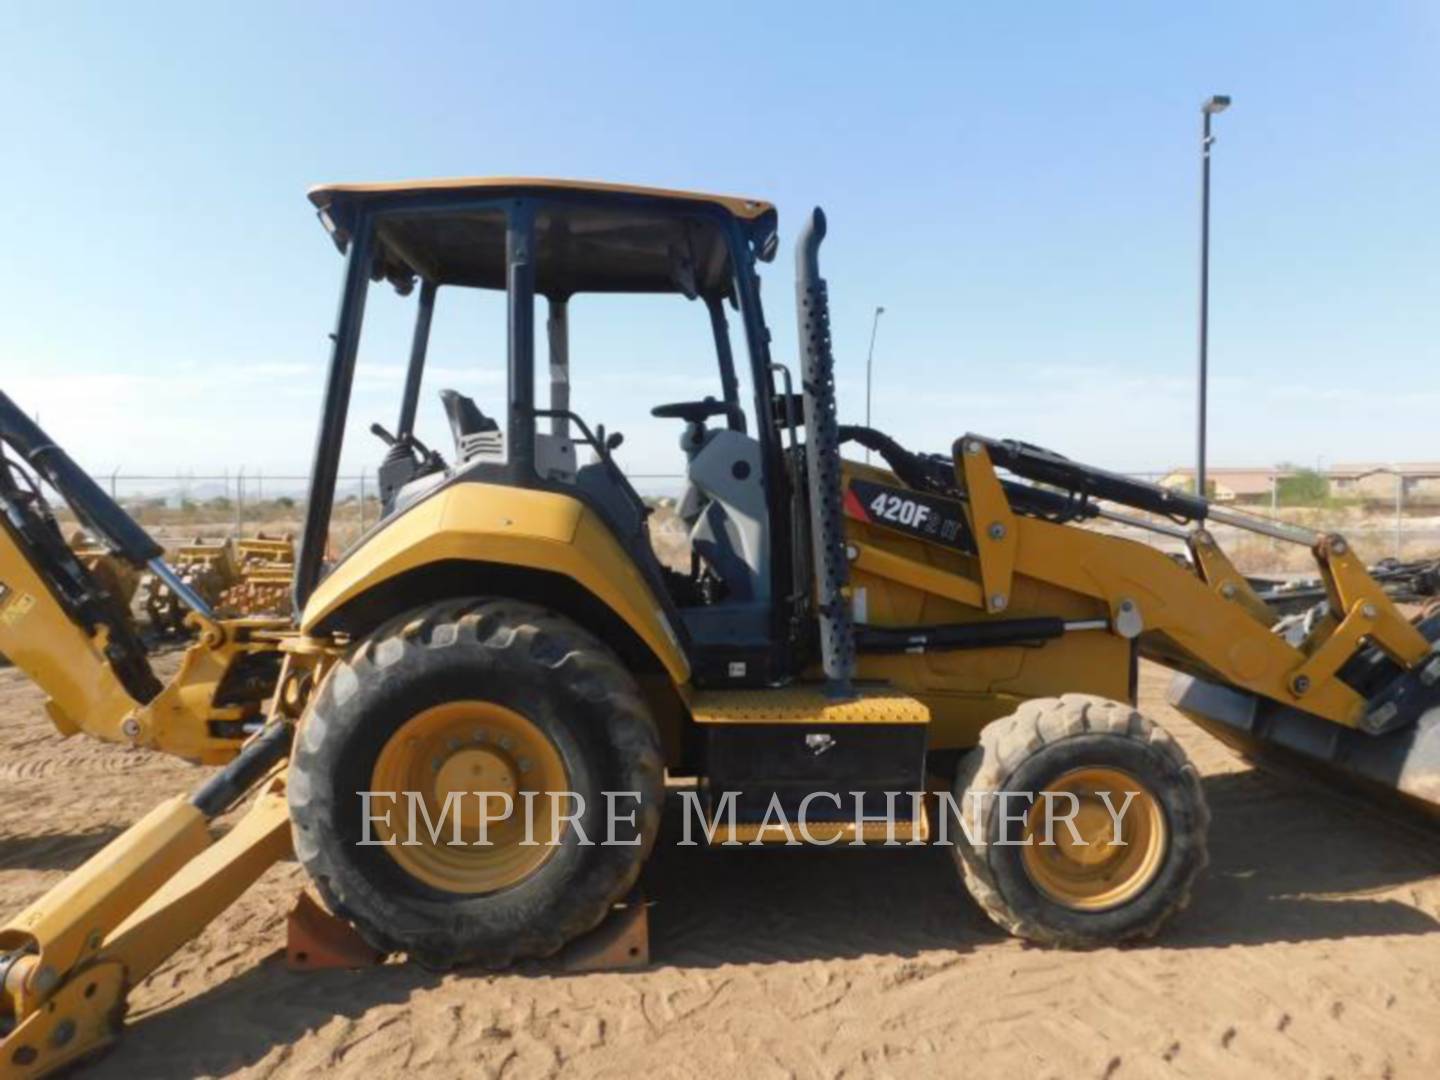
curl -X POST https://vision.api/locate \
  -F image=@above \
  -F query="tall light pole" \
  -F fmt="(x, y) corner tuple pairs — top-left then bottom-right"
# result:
(1196, 94), (1231, 498)
(864, 305), (885, 462)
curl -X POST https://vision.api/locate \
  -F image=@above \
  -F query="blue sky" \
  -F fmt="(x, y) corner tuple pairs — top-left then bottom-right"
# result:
(3, 2), (1437, 485)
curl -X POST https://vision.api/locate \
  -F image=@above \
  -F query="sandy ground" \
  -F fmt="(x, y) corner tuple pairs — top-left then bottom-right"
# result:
(3, 660), (1440, 1079)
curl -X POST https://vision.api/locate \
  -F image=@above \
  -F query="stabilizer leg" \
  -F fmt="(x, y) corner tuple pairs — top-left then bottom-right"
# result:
(0, 725), (292, 1079)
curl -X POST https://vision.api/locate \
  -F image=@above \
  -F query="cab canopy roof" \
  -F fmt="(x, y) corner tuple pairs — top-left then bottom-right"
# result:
(307, 177), (778, 298)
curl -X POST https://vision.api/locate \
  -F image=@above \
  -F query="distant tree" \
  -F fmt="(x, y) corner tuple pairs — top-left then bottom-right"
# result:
(1276, 466), (1328, 506)
(274, 495), (296, 509)
(207, 496), (233, 511)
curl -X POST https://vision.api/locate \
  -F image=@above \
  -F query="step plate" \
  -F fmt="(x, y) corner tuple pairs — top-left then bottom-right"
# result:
(690, 683), (931, 726)
(706, 803), (933, 846)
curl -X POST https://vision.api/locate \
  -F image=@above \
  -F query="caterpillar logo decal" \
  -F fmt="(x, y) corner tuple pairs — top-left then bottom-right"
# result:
(843, 478), (975, 553)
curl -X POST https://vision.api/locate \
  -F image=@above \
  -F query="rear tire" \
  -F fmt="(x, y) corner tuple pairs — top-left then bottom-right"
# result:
(288, 598), (663, 968)
(950, 694), (1209, 947)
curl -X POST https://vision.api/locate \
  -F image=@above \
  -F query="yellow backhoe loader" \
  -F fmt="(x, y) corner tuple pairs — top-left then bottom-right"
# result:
(3, 178), (1439, 1078)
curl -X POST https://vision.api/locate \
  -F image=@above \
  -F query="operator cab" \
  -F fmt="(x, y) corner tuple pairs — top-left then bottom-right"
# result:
(301, 179), (797, 685)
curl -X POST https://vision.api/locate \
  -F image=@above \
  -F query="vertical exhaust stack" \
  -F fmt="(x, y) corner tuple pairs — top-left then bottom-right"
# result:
(794, 208), (856, 699)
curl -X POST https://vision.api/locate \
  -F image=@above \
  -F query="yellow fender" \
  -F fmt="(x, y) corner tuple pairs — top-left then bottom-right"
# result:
(300, 483), (690, 684)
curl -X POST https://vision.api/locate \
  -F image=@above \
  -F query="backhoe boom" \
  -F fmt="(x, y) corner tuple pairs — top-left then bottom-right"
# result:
(0, 394), (286, 763)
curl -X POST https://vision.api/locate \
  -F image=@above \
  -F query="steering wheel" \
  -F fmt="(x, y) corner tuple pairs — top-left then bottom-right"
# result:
(650, 398), (732, 424)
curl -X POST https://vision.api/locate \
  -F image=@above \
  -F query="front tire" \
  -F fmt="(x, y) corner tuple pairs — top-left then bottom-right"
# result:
(950, 694), (1209, 947)
(288, 598), (663, 968)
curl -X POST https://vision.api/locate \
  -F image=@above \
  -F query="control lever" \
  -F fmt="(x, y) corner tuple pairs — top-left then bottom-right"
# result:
(371, 423), (443, 469)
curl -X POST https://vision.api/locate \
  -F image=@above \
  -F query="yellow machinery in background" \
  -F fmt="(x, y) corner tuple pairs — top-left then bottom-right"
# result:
(61, 532), (295, 642)
(3, 179), (1439, 1077)
(219, 533), (296, 618)
(134, 533), (295, 636)
(136, 538), (234, 635)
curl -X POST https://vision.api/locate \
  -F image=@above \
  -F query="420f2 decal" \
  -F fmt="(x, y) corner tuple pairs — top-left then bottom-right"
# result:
(843, 478), (975, 552)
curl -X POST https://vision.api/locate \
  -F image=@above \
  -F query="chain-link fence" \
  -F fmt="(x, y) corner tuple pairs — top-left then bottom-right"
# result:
(81, 469), (692, 553)
(71, 465), (1440, 577)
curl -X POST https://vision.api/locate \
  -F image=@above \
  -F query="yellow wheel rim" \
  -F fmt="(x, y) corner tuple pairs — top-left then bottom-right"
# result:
(1019, 767), (1168, 912)
(369, 700), (569, 894)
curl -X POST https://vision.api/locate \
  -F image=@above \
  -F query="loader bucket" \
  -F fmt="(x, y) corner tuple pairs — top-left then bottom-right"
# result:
(1170, 673), (1440, 813)
(1169, 609), (1440, 813)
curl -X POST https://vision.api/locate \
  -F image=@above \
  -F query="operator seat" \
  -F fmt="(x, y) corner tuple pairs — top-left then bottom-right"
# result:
(383, 389), (499, 520)
(440, 389), (502, 464)
(672, 412), (769, 603)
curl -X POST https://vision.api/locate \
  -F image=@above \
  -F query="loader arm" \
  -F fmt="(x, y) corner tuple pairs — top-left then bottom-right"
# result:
(845, 427), (1431, 729)
(844, 427), (1440, 808)
(949, 438), (1431, 728)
